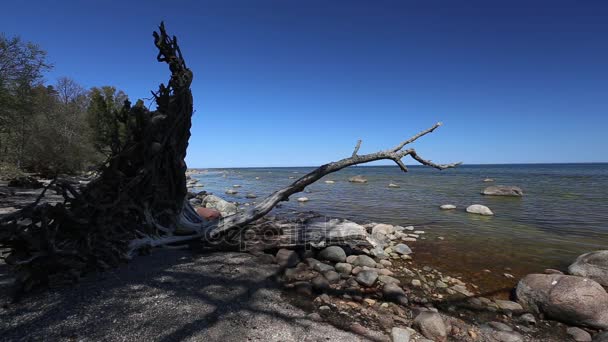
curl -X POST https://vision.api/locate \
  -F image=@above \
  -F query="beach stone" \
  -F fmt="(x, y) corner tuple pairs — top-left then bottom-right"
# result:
(318, 246), (346, 262)
(313, 262), (335, 273)
(370, 247), (389, 260)
(402, 237), (417, 242)
(568, 250), (608, 286)
(324, 180), (335, 184)
(275, 249), (300, 268)
(593, 331), (608, 342)
(297, 197), (309, 202)
(567, 327), (592, 342)
(312, 275), (330, 291)
(391, 327), (411, 342)
(466, 204), (494, 216)
(519, 313), (536, 325)
(294, 281), (313, 296)
(335, 262), (352, 275)
(378, 275), (401, 285)
(323, 270), (341, 284)
(492, 331), (524, 342)
(372, 223), (395, 236)
(379, 260), (392, 267)
(484, 178), (495, 182)
(516, 274), (608, 329)
(225, 189), (238, 194)
(356, 270), (378, 287)
(413, 312), (447, 341)
(383, 283), (408, 305)
(201, 194), (237, 216)
(411, 279), (422, 287)
(352, 255), (377, 268)
(245, 193), (257, 199)
(195, 207), (221, 220)
(440, 204), (456, 210)
(489, 321), (513, 332)
(393, 243), (413, 255)
(494, 300), (524, 313)
(348, 175), (368, 183)
(345, 255), (358, 264)
(482, 185), (524, 197)
(388, 183), (400, 188)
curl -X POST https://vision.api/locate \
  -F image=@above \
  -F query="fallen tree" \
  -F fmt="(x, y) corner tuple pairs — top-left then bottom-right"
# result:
(0, 23), (459, 293)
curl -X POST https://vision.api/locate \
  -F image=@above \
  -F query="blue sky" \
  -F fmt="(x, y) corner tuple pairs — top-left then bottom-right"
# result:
(2, 0), (607, 167)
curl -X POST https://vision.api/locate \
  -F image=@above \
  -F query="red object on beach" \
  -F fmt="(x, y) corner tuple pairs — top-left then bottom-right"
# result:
(196, 207), (221, 220)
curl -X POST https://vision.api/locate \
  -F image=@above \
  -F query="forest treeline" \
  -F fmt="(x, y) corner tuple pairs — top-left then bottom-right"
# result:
(0, 33), (140, 178)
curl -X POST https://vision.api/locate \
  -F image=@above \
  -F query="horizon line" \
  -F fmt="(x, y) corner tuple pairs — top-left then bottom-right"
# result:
(186, 161), (608, 169)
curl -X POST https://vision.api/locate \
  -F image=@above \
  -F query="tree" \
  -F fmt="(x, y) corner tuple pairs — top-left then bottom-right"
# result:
(87, 86), (129, 156)
(0, 23), (459, 294)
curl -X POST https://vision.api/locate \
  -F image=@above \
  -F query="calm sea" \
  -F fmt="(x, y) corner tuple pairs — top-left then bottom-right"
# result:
(192, 163), (608, 287)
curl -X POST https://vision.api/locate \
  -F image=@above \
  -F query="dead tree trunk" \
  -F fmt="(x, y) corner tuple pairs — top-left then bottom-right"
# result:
(0, 23), (459, 293)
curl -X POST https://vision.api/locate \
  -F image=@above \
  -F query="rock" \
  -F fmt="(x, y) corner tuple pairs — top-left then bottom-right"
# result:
(516, 274), (608, 329)
(195, 207), (221, 220)
(544, 268), (564, 275)
(345, 255), (358, 264)
(494, 300), (523, 313)
(568, 250), (608, 287)
(323, 270), (341, 284)
(488, 321), (513, 332)
(312, 275), (330, 291)
(402, 237), (417, 242)
(379, 260), (392, 267)
(225, 189), (238, 194)
(567, 327), (592, 342)
(518, 313), (536, 325)
(411, 279), (422, 287)
(312, 262), (335, 273)
(307, 312), (323, 322)
(378, 275), (401, 285)
(202, 194), (237, 216)
(324, 180), (335, 184)
(370, 247), (389, 259)
(413, 312), (447, 341)
(435, 280), (448, 288)
(372, 223), (395, 236)
(245, 193), (257, 199)
(393, 243), (413, 255)
(232, 184), (241, 188)
(388, 183), (400, 188)
(275, 249), (300, 268)
(297, 197), (309, 202)
(335, 262), (353, 275)
(439, 204), (456, 210)
(356, 270), (378, 287)
(391, 327), (411, 342)
(383, 283), (408, 305)
(593, 332), (608, 342)
(352, 255), (377, 268)
(348, 175), (368, 183)
(318, 246), (347, 262)
(484, 178), (495, 182)
(492, 331), (524, 342)
(482, 185), (523, 197)
(466, 204), (494, 216)
(294, 281), (313, 296)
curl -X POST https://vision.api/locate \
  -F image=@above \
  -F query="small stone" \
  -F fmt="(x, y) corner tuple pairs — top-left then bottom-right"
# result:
(391, 327), (411, 342)
(312, 275), (330, 291)
(323, 270), (341, 284)
(566, 327), (592, 342)
(413, 311), (447, 341)
(435, 280), (448, 288)
(318, 246), (347, 262)
(379, 259), (392, 267)
(519, 313), (536, 325)
(504, 273), (515, 278)
(493, 331), (524, 342)
(225, 189), (238, 194)
(312, 262), (334, 273)
(393, 243), (413, 255)
(378, 275), (401, 285)
(297, 197), (309, 202)
(363, 298), (376, 306)
(232, 184), (241, 188)
(276, 249), (300, 268)
(335, 262), (353, 275)
(307, 312), (323, 321)
(245, 193), (257, 199)
(352, 255), (377, 268)
(383, 283), (408, 305)
(466, 204), (494, 216)
(404, 226), (415, 231)
(324, 180), (335, 184)
(388, 183), (401, 188)
(494, 300), (523, 313)
(489, 321), (513, 332)
(319, 305), (330, 311)
(411, 279), (422, 287)
(402, 237), (417, 242)
(440, 204), (456, 210)
(414, 230), (425, 234)
(356, 270), (378, 287)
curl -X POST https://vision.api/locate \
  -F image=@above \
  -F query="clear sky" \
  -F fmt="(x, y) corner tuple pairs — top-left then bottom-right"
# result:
(2, 0), (607, 167)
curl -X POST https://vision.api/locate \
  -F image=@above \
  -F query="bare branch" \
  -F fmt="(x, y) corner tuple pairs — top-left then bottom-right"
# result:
(409, 149), (462, 170)
(391, 122), (443, 152)
(352, 139), (362, 157)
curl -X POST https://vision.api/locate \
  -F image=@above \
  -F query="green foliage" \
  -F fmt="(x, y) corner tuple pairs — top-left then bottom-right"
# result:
(87, 86), (129, 156)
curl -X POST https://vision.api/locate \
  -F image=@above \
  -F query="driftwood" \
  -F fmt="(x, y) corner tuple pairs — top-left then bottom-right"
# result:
(0, 22), (459, 293)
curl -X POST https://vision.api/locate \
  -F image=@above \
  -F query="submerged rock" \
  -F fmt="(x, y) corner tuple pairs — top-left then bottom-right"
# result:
(388, 183), (400, 188)
(225, 189), (238, 195)
(568, 250), (608, 286)
(439, 204), (456, 210)
(324, 180), (335, 184)
(516, 274), (608, 329)
(466, 204), (494, 216)
(297, 197), (309, 202)
(348, 175), (368, 183)
(482, 185), (524, 197)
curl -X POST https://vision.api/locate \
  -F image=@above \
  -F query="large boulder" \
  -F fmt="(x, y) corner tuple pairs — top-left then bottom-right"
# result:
(466, 204), (494, 216)
(568, 250), (608, 287)
(201, 194), (237, 216)
(318, 246), (346, 262)
(371, 223), (395, 236)
(516, 274), (608, 329)
(348, 175), (368, 183)
(482, 185), (524, 197)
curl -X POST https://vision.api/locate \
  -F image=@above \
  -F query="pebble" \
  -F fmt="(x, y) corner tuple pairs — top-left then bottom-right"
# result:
(356, 270), (378, 287)
(297, 197), (309, 202)
(440, 204), (456, 210)
(391, 327), (411, 342)
(566, 327), (592, 342)
(411, 279), (422, 287)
